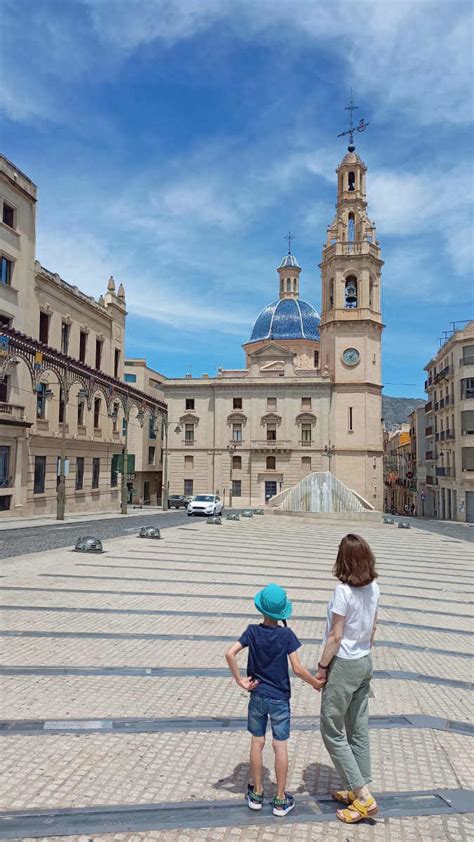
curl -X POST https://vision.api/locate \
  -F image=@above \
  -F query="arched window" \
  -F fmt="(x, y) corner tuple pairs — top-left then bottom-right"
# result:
(293, 278), (297, 292)
(369, 277), (375, 308)
(348, 171), (355, 191)
(314, 350), (319, 368)
(232, 455), (241, 470)
(345, 276), (358, 308)
(286, 278), (291, 291)
(329, 278), (334, 309)
(348, 213), (355, 241)
(266, 456), (276, 470)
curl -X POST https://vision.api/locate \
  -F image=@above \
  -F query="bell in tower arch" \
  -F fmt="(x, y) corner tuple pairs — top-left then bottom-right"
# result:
(345, 276), (358, 308)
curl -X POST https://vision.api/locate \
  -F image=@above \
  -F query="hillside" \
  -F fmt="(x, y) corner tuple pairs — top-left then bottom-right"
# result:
(382, 395), (425, 430)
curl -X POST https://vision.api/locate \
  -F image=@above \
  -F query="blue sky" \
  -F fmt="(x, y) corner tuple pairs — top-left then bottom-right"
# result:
(2, 0), (473, 396)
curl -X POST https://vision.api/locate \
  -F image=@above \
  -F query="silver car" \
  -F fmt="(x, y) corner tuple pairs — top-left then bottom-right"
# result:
(187, 494), (223, 517)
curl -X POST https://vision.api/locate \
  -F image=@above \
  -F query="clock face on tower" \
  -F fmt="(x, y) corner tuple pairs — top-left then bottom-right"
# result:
(342, 347), (360, 366)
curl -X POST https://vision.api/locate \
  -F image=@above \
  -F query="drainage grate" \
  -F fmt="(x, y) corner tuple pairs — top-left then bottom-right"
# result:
(0, 713), (471, 737)
(1, 604), (471, 636)
(0, 629), (470, 659)
(0, 665), (471, 690)
(0, 789), (471, 838)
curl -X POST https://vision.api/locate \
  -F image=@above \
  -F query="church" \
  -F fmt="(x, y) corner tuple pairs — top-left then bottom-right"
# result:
(164, 138), (384, 510)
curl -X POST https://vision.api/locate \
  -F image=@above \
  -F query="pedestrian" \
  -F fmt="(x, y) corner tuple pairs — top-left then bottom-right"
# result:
(226, 582), (324, 817)
(404, 503), (409, 515)
(411, 503), (416, 516)
(315, 534), (380, 824)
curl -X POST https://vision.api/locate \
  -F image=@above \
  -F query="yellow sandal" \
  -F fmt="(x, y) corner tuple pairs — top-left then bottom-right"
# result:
(331, 789), (356, 804)
(337, 796), (378, 824)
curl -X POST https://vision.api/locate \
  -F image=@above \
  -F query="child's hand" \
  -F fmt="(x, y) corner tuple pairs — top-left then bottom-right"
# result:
(313, 676), (326, 692)
(237, 676), (259, 692)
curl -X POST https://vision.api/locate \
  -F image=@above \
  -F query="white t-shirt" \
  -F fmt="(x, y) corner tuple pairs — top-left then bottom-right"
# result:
(323, 581), (380, 659)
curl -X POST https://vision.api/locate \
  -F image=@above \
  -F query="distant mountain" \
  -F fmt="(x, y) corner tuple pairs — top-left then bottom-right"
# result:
(382, 395), (425, 430)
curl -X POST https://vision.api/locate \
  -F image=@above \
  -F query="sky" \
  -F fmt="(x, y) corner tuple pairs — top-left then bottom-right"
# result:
(1, 0), (473, 397)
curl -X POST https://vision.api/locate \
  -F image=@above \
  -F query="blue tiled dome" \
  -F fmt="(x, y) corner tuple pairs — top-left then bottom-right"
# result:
(248, 298), (320, 343)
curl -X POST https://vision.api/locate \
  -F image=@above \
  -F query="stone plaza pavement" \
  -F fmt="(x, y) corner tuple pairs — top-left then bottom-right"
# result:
(0, 514), (472, 841)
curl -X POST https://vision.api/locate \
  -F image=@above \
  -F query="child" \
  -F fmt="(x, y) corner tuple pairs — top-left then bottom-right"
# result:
(225, 582), (324, 817)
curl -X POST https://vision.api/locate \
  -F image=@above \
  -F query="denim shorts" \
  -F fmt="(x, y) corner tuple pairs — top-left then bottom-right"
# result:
(247, 694), (291, 741)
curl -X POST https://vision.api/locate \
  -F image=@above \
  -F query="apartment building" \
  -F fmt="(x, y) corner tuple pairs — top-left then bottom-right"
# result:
(424, 320), (474, 522)
(0, 154), (165, 517)
(123, 359), (165, 505)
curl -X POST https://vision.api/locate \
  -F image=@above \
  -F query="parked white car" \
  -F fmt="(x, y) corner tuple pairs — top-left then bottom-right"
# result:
(187, 494), (223, 517)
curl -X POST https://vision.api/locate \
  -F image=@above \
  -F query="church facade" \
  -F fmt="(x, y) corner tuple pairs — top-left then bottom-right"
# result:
(164, 144), (384, 510)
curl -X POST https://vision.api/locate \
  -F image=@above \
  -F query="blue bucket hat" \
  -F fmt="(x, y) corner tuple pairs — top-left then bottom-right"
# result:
(254, 583), (292, 621)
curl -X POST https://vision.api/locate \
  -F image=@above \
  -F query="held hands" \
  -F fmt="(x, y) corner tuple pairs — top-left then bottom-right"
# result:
(237, 676), (259, 692)
(313, 667), (328, 692)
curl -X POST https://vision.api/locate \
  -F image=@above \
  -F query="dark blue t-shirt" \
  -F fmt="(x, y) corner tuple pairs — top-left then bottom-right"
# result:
(239, 623), (301, 701)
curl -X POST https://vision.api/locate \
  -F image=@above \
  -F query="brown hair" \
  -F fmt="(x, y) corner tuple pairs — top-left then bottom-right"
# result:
(333, 533), (377, 587)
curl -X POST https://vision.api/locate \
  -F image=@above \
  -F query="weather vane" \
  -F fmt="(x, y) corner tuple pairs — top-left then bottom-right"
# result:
(284, 230), (294, 254)
(337, 90), (369, 151)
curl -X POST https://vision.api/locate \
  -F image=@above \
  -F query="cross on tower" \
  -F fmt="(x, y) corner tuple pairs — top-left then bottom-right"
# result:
(284, 230), (294, 254)
(337, 90), (369, 151)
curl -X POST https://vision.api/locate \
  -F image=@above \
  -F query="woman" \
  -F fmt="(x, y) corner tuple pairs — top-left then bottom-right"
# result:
(316, 533), (379, 824)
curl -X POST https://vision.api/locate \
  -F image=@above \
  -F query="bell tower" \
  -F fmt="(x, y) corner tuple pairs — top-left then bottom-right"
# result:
(319, 99), (384, 510)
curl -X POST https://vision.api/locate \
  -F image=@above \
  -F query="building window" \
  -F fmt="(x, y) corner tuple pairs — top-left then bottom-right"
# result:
(461, 378), (474, 400)
(267, 397), (277, 410)
(148, 446), (156, 465)
(266, 456), (276, 470)
(185, 398), (195, 410)
(233, 397), (242, 409)
(0, 256), (12, 286)
(302, 456), (311, 471)
(349, 406), (353, 432)
(124, 373), (137, 383)
(2, 203), (15, 228)
(75, 456), (84, 490)
(0, 445), (10, 488)
(302, 397), (312, 410)
(301, 423), (312, 444)
(77, 400), (85, 427)
(232, 423), (242, 442)
(92, 457), (100, 489)
(0, 314), (11, 328)
(34, 455), (46, 494)
(0, 495), (11, 511)
(286, 278), (291, 291)
(95, 339), (103, 370)
(114, 349), (120, 378)
(266, 422), (276, 441)
(184, 423), (194, 443)
(61, 322), (70, 355)
(184, 478), (193, 496)
(347, 212), (355, 241)
(232, 479), (242, 497)
(58, 389), (65, 424)
(0, 375), (8, 403)
(184, 454), (194, 468)
(39, 311), (49, 344)
(36, 383), (47, 419)
(314, 350), (319, 368)
(110, 454), (120, 488)
(329, 278), (334, 309)
(232, 455), (242, 470)
(348, 171), (355, 191)
(79, 331), (87, 363)
(345, 276), (358, 308)
(93, 397), (101, 429)
(148, 416), (156, 439)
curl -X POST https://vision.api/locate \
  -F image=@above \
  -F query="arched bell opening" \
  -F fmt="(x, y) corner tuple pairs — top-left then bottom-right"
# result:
(344, 275), (358, 309)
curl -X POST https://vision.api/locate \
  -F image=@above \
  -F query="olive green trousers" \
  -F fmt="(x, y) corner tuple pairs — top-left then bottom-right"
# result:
(320, 654), (372, 790)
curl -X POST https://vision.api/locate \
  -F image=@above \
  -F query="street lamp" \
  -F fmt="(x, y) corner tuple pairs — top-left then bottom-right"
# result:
(227, 443), (238, 508)
(162, 418), (182, 511)
(324, 443), (335, 472)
